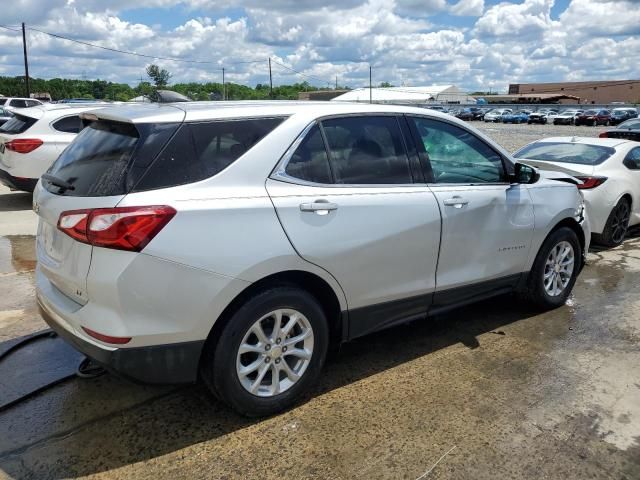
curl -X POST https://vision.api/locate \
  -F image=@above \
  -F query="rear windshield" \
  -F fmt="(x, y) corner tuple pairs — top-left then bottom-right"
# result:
(0, 99), (6, 106)
(514, 142), (616, 166)
(44, 116), (285, 196)
(0, 114), (38, 134)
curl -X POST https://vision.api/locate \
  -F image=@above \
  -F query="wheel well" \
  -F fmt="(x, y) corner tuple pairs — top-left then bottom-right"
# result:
(549, 218), (585, 256)
(203, 271), (343, 362)
(620, 193), (632, 209)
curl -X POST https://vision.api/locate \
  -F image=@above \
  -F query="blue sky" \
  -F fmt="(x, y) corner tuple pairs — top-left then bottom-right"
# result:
(0, 0), (638, 92)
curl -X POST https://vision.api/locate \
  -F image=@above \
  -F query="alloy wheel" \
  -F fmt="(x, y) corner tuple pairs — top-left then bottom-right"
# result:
(611, 202), (631, 244)
(236, 308), (314, 397)
(543, 241), (575, 297)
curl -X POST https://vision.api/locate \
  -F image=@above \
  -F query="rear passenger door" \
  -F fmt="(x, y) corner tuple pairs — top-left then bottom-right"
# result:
(266, 115), (441, 338)
(406, 116), (535, 308)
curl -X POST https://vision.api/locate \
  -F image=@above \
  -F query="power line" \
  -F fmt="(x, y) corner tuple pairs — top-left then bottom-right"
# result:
(270, 58), (334, 87)
(0, 24), (21, 33)
(19, 25), (265, 67)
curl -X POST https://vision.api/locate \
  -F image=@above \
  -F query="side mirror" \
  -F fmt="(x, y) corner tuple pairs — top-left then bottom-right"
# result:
(513, 162), (540, 184)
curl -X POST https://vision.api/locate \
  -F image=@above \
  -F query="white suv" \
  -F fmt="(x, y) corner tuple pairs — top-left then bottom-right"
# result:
(0, 97), (43, 111)
(0, 104), (106, 191)
(34, 101), (589, 416)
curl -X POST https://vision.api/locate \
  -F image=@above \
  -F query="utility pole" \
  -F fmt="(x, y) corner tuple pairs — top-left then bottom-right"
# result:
(22, 23), (30, 98)
(268, 58), (273, 99)
(335, 75), (338, 90)
(222, 67), (226, 101)
(369, 65), (372, 104)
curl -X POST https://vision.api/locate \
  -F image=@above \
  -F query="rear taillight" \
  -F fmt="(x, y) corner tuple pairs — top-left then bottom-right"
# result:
(4, 138), (43, 153)
(599, 131), (608, 138)
(575, 176), (607, 190)
(57, 206), (176, 252)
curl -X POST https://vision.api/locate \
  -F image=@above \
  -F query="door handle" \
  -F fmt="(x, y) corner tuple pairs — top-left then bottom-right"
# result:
(300, 200), (338, 215)
(443, 196), (469, 208)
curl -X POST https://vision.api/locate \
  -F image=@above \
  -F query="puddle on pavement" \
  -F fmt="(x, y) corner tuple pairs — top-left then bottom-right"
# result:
(0, 235), (43, 340)
(0, 235), (36, 275)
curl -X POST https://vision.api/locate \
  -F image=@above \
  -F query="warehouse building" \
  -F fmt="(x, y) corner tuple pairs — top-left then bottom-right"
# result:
(330, 85), (474, 104)
(509, 80), (640, 104)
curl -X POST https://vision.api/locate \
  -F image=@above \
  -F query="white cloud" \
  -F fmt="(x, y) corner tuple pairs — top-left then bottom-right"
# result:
(0, 0), (638, 94)
(450, 0), (484, 17)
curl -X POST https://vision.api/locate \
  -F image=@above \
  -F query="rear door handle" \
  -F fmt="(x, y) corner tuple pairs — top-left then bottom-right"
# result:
(300, 200), (338, 215)
(443, 196), (469, 208)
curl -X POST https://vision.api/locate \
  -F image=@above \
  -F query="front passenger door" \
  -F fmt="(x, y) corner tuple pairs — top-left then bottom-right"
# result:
(407, 116), (535, 307)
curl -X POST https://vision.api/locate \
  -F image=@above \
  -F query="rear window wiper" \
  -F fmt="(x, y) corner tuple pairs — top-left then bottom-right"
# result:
(42, 173), (75, 191)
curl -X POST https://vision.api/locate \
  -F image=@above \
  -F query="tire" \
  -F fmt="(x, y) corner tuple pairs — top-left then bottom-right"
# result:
(594, 198), (631, 247)
(520, 227), (581, 310)
(200, 286), (329, 417)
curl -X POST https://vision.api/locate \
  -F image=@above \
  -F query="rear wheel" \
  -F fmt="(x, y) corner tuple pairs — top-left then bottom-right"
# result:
(520, 227), (581, 309)
(594, 198), (631, 247)
(201, 286), (329, 417)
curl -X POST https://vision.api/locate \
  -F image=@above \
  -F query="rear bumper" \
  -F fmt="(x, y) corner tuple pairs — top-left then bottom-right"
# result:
(0, 168), (37, 192)
(38, 301), (204, 384)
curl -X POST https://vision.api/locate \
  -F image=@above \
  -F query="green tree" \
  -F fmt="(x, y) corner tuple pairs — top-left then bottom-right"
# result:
(146, 64), (172, 88)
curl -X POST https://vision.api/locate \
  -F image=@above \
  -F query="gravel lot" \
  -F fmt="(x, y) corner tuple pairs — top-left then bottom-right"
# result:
(475, 121), (603, 152)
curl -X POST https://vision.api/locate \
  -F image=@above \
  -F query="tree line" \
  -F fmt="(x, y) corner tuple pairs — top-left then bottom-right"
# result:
(0, 75), (341, 102)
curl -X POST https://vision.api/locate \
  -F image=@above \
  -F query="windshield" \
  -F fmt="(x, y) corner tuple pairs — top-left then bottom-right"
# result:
(514, 141), (616, 166)
(618, 119), (640, 129)
(583, 110), (597, 115)
(0, 113), (38, 134)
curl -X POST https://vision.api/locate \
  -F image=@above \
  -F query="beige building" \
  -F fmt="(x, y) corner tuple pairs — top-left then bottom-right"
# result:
(509, 80), (640, 104)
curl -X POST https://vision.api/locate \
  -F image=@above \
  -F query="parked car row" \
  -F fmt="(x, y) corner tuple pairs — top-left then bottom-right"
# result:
(435, 106), (639, 126)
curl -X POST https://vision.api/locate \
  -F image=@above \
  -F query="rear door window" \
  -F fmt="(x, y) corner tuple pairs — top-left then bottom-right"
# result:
(9, 99), (29, 109)
(0, 114), (38, 134)
(320, 116), (412, 184)
(623, 147), (640, 170)
(52, 115), (83, 134)
(134, 117), (285, 191)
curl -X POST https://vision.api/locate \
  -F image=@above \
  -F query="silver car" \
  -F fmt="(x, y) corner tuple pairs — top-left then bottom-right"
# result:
(34, 101), (589, 416)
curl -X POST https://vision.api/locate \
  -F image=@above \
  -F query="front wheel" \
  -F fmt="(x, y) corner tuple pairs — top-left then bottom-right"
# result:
(520, 227), (581, 309)
(201, 286), (329, 417)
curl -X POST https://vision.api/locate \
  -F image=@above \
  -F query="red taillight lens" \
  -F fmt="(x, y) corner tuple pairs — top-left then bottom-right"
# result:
(599, 131), (608, 138)
(575, 176), (607, 190)
(4, 138), (43, 153)
(57, 209), (90, 243)
(82, 326), (131, 345)
(57, 206), (176, 252)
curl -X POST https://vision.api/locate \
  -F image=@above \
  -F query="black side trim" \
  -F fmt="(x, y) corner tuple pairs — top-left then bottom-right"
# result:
(345, 273), (524, 340)
(429, 274), (522, 315)
(39, 305), (204, 384)
(348, 294), (430, 340)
